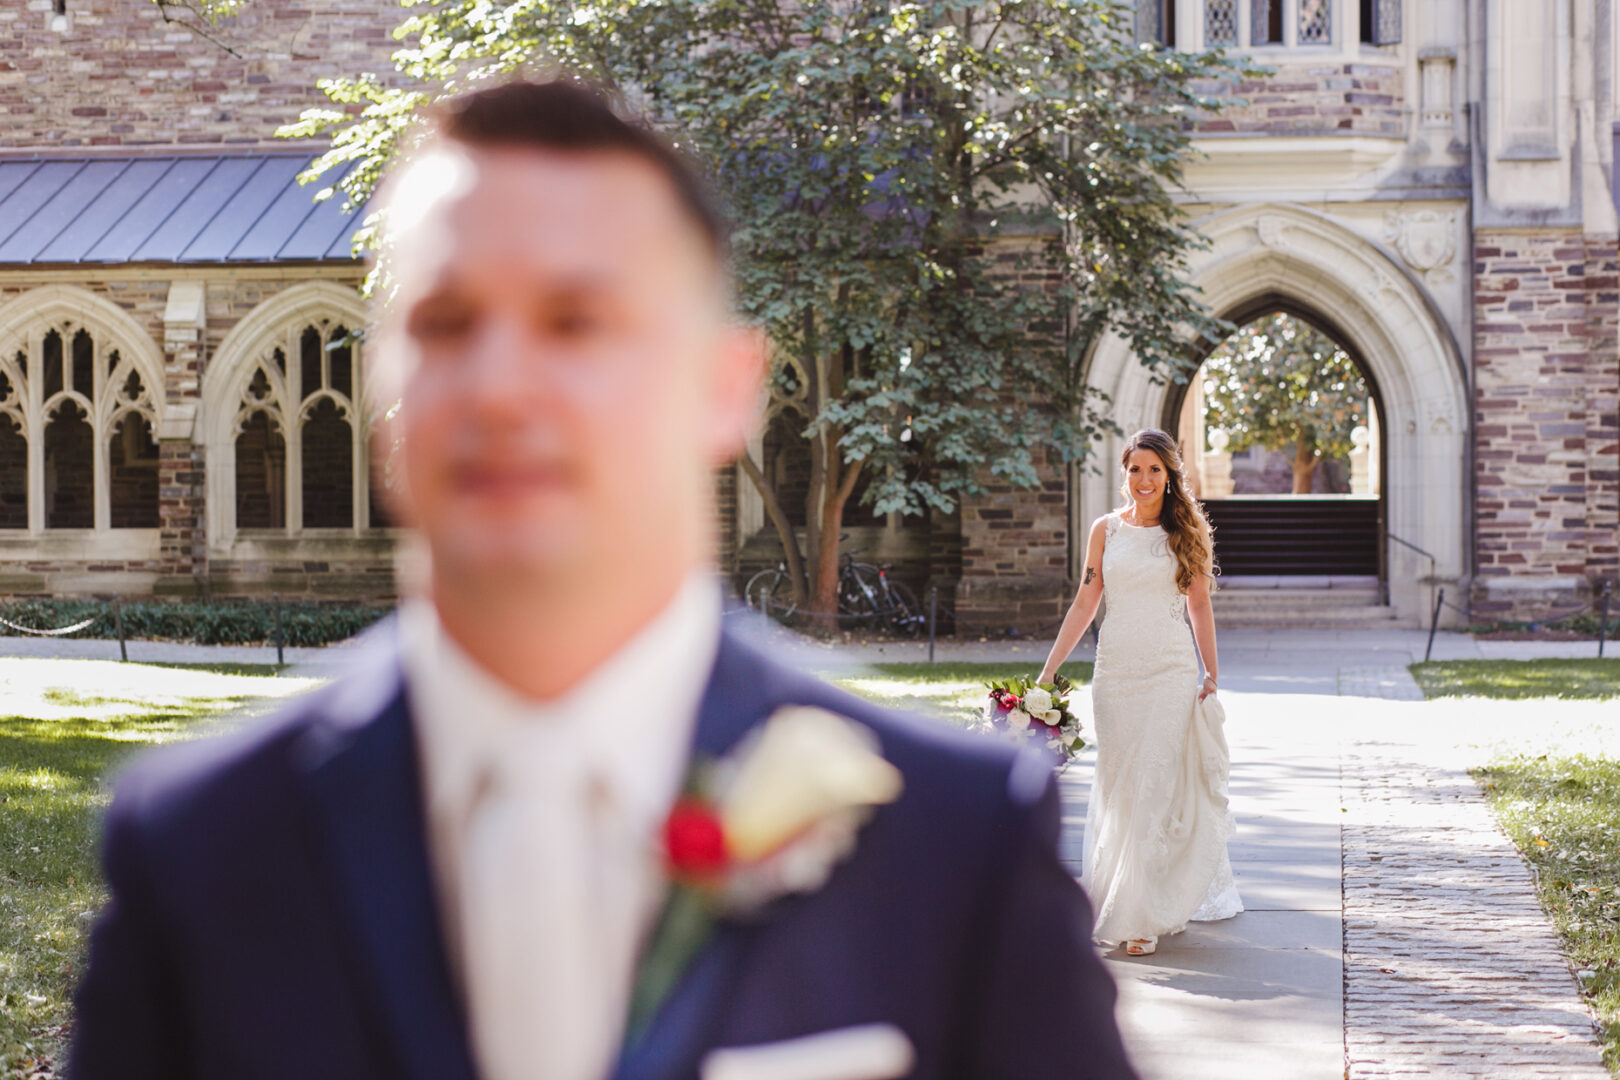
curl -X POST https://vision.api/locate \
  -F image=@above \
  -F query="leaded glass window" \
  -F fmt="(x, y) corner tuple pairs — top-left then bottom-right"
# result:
(1251, 0), (1282, 44)
(1205, 0), (1237, 46)
(1298, 0), (1332, 43)
(1362, 0), (1400, 44)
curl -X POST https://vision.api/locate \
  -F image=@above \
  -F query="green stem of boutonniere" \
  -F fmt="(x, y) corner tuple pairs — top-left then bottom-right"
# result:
(624, 883), (716, 1045)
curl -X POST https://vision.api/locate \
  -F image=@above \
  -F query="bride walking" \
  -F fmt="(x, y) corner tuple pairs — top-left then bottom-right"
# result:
(1038, 428), (1242, 956)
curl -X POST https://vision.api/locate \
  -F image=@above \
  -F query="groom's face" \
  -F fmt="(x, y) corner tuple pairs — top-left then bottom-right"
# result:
(375, 144), (760, 585)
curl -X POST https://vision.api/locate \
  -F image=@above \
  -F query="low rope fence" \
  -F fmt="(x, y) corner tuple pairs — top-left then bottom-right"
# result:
(0, 594), (390, 664)
(0, 613), (101, 637)
(1423, 580), (1614, 662)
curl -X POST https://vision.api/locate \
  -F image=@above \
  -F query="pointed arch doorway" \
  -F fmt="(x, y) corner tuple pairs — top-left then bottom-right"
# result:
(1079, 203), (1469, 626)
(1165, 297), (1387, 586)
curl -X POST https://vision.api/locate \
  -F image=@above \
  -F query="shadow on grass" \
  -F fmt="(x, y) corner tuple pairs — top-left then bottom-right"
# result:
(829, 661), (1094, 724)
(0, 693), (264, 1074)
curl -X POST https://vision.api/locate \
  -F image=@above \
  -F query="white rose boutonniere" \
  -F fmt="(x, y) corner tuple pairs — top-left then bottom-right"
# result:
(627, 706), (903, 1041)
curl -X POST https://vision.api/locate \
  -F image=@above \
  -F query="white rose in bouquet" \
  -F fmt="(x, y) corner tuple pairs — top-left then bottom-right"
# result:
(1006, 708), (1032, 732)
(1022, 687), (1053, 716)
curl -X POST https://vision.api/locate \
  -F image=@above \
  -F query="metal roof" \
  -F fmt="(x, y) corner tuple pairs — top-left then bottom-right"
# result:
(0, 154), (366, 265)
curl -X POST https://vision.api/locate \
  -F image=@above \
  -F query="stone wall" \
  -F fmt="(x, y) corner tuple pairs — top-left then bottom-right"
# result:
(0, 0), (406, 148)
(954, 452), (1071, 637)
(1472, 230), (1620, 617)
(1192, 63), (1405, 137)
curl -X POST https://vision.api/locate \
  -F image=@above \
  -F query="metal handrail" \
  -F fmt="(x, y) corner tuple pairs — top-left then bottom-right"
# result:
(1385, 531), (1440, 618)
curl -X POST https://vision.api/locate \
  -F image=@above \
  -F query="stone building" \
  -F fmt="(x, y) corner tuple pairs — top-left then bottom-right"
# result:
(948, 0), (1619, 630)
(0, 0), (401, 598)
(3, 0), (1617, 630)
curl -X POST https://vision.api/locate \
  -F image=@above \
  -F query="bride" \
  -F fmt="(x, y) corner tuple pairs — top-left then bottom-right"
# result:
(1038, 428), (1242, 956)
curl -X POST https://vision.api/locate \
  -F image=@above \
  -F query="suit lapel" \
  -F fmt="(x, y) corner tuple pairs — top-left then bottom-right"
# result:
(296, 639), (478, 1080)
(613, 629), (784, 1080)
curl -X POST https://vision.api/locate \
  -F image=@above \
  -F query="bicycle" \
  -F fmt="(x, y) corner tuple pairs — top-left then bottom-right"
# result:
(835, 551), (923, 637)
(742, 549), (923, 637)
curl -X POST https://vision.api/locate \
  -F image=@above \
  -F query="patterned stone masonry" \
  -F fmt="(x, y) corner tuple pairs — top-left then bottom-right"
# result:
(0, 0), (407, 148)
(1342, 738), (1608, 1079)
(1190, 63), (1404, 136)
(956, 452), (1071, 636)
(1472, 230), (1620, 615)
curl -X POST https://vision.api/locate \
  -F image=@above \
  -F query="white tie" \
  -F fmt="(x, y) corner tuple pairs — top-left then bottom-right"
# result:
(458, 732), (643, 1080)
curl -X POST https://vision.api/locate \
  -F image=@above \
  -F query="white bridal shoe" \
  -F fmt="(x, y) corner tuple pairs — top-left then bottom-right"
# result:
(1123, 937), (1158, 957)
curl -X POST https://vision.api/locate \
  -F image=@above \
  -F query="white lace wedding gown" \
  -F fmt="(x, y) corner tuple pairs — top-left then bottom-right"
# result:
(1082, 511), (1243, 944)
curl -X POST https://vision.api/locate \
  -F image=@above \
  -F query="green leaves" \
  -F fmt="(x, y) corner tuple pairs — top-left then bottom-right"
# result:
(1202, 312), (1371, 461)
(285, 0), (1240, 563)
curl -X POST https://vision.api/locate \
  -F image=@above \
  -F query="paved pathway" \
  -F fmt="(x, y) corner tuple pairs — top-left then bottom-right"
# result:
(1341, 718), (1609, 1079)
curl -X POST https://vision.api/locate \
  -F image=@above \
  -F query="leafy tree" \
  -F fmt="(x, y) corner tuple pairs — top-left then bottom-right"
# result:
(283, 0), (1242, 628)
(1201, 312), (1370, 493)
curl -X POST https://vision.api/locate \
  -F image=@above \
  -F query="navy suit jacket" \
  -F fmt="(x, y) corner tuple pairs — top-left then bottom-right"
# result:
(70, 623), (1137, 1080)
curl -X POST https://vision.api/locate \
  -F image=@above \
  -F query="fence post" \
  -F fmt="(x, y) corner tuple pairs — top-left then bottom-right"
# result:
(928, 584), (938, 665)
(1425, 586), (1445, 664)
(1599, 580), (1611, 660)
(111, 595), (127, 663)
(273, 593), (285, 667)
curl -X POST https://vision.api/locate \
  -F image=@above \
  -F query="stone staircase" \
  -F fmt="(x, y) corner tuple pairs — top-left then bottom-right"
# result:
(1211, 575), (1402, 629)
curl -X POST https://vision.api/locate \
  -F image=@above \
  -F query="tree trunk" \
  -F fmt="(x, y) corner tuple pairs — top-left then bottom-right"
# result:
(808, 437), (864, 634)
(1291, 428), (1317, 494)
(738, 451), (808, 609)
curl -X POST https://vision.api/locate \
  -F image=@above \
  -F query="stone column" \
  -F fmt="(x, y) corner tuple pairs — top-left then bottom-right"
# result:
(1202, 429), (1234, 498)
(1349, 425), (1371, 495)
(157, 281), (207, 597)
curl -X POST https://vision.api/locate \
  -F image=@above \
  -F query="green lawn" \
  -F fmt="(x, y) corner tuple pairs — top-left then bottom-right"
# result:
(1476, 754), (1620, 1076)
(827, 661), (1093, 722)
(1410, 659), (1620, 701)
(0, 659), (315, 1076)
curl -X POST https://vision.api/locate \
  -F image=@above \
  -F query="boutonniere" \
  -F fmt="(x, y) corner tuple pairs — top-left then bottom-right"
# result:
(973, 674), (1086, 761)
(625, 705), (904, 1041)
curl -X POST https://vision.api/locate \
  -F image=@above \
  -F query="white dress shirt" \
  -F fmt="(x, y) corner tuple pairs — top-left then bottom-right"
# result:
(399, 573), (723, 1080)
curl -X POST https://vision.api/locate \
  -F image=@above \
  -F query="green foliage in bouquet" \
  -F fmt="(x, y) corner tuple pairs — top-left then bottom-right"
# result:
(976, 673), (1085, 761)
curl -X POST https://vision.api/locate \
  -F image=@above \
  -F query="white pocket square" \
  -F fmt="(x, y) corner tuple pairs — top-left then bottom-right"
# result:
(700, 1023), (915, 1080)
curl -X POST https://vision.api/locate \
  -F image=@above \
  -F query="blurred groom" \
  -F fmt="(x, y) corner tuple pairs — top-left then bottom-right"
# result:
(69, 79), (1137, 1080)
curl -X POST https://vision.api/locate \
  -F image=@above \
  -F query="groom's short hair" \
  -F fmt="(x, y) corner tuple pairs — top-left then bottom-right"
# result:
(425, 78), (728, 261)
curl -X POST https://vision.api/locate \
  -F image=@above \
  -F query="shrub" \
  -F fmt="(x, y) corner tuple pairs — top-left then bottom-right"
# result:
(0, 599), (391, 647)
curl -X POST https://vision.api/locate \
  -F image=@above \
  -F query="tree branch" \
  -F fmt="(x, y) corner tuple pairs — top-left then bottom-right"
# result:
(738, 450), (809, 605)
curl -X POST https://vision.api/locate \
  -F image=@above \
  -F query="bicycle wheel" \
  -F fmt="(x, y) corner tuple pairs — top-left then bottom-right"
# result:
(881, 580), (923, 638)
(743, 568), (798, 625)
(838, 564), (884, 629)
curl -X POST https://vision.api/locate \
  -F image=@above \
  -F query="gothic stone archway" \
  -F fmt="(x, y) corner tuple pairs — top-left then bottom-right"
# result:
(1081, 203), (1469, 625)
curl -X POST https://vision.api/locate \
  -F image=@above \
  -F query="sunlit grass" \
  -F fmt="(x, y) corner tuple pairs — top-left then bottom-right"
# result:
(828, 661), (1093, 721)
(1476, 754), (1620, 1076)
(1411, 659), (1620, 701)
(0, 659), (317, 1076)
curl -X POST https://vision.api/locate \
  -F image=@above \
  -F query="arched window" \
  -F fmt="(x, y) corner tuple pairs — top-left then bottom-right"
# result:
(0, 296), (162, 533)
(224, 315), (383, 535)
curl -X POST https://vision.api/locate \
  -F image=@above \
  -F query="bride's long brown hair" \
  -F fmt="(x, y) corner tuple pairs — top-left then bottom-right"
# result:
(1118, 428), (1216, 595)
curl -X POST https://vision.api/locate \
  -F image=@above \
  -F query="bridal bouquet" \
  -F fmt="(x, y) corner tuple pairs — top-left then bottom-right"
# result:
(975, 674), (1086, 761)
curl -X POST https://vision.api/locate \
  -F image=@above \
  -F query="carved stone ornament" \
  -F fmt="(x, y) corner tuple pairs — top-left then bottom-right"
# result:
(1382, 209), (1457, 284)
(1255, 214), (1289, 250)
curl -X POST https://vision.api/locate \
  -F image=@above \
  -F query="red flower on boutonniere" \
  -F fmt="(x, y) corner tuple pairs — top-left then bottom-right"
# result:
(626, 706), (904, 1041)
(663, 800), (728, 878)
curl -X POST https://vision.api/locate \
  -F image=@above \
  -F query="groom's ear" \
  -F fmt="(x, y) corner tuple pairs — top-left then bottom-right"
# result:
(704, 325), (767, 465)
